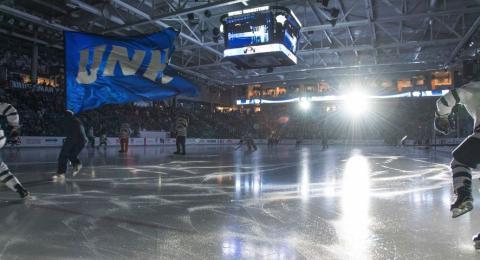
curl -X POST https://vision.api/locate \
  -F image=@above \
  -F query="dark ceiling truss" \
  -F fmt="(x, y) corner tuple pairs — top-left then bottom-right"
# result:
(0, 0), (479, 87)
(184, 1), (480, 85)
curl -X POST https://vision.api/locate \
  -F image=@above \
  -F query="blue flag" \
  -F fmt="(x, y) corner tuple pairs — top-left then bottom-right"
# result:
(64, 28), (198, 113)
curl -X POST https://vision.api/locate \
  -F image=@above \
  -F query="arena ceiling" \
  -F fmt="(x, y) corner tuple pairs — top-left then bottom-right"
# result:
(1, 0), (480, 88)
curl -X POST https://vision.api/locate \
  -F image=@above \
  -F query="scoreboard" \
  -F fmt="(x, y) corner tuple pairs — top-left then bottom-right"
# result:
(220, 6), (302, 69)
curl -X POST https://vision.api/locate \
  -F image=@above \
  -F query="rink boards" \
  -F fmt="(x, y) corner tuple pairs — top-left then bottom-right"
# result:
(11, 136), (464, 148)
(14, 136), (385, 148)
(16, 136), (240, 147)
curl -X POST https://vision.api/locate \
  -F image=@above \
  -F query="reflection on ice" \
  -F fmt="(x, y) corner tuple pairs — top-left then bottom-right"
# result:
(221, 235), (292, 259)
(339, 153), (372, 260)
(232, 173), (263, 198)
(299, 149), (310, 201)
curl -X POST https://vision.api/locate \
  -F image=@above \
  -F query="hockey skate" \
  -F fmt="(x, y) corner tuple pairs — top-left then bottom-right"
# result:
(473, 233), (480, 249)
(52, 173), (66, 182)
(72, 163), (83, 177)
(18, 189), (31, 199)
(15, 184), (30, 199)
(450, 187), (473, 218)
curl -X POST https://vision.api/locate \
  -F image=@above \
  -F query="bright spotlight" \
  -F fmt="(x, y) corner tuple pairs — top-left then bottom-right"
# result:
(344, 91), (370, 117)
(275, 14), (287, 25)
(299, 99), (311, 111)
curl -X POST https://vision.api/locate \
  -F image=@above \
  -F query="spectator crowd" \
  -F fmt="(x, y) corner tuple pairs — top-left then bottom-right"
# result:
(1, 34), (471, 144)
(0, 82), (472, 146)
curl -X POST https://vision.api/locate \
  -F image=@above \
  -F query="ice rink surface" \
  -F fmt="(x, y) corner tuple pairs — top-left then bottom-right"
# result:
(0, 144), (479, 260)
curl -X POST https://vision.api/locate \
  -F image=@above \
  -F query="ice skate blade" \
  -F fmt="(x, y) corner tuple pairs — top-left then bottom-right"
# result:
(22, 195), (37, 208)
(474, 241), (480, 250)
(451, 202), (473, 218)
(72, 165), (83, 177)
(52, 175), (66, 183)
(20, 192), (32, 200)
(23, 195), (36, 201)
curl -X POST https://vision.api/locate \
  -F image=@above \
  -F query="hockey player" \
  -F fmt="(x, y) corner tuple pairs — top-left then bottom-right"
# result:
(434, 81), (480, 248)
(237, 132), (257, 152)
(322, 132), (329, 150)
(6, 134), (21, 149)
(0, 103), (30, 198)
(267, 131), (275, 149)
(435, 82), (480, 217)
(86, 125), (95, 148)
(98, 133), (107, 150)
(118, 123), (131, 153)
(174, 113), (188, 155)
(53, 110), (87, 180)
(267, 131), (280, 148)
(96, 125), (107, 150)
(295, 136), (302, 148)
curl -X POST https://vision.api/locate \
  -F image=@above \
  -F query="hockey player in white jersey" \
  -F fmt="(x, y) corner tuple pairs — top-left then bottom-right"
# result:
(435, 81), (480, 217)
(0, 103), (30, 199)
(434, 81), (480, 248)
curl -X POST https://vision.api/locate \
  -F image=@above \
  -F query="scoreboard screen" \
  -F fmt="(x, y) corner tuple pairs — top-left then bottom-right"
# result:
(220, 6), (302, 69)
(225, 13), (273, 49)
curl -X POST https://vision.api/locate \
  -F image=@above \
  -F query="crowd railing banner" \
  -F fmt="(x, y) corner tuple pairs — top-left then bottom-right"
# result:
(9, 81), (61, 93)
(14, 136), (242, 147)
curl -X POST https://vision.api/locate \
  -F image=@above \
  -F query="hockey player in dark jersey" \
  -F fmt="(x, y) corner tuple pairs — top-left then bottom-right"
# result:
(53, 110), (87, 181)
(97, 125), (108, 150)
(267, 131), (275, 149)
(237, 132), (257, 152)
(434, 81), (480, 248)
(0, 103), (30, 198)
(98, 133), (108, 150)
(322, 132), (329, 150)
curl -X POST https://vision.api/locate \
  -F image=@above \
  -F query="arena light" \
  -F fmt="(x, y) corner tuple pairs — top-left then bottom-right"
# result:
(275, 14), (287, 25)
(299, 98), (311, 111)
(235, 90), (448, 105)
(344, 91), (370, 117)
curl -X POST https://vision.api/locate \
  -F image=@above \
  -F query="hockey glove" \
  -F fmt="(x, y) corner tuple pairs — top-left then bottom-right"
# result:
(434, 114), (451, 135)
(10, 127), (20, 137)
(9, 127), (20, 145)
